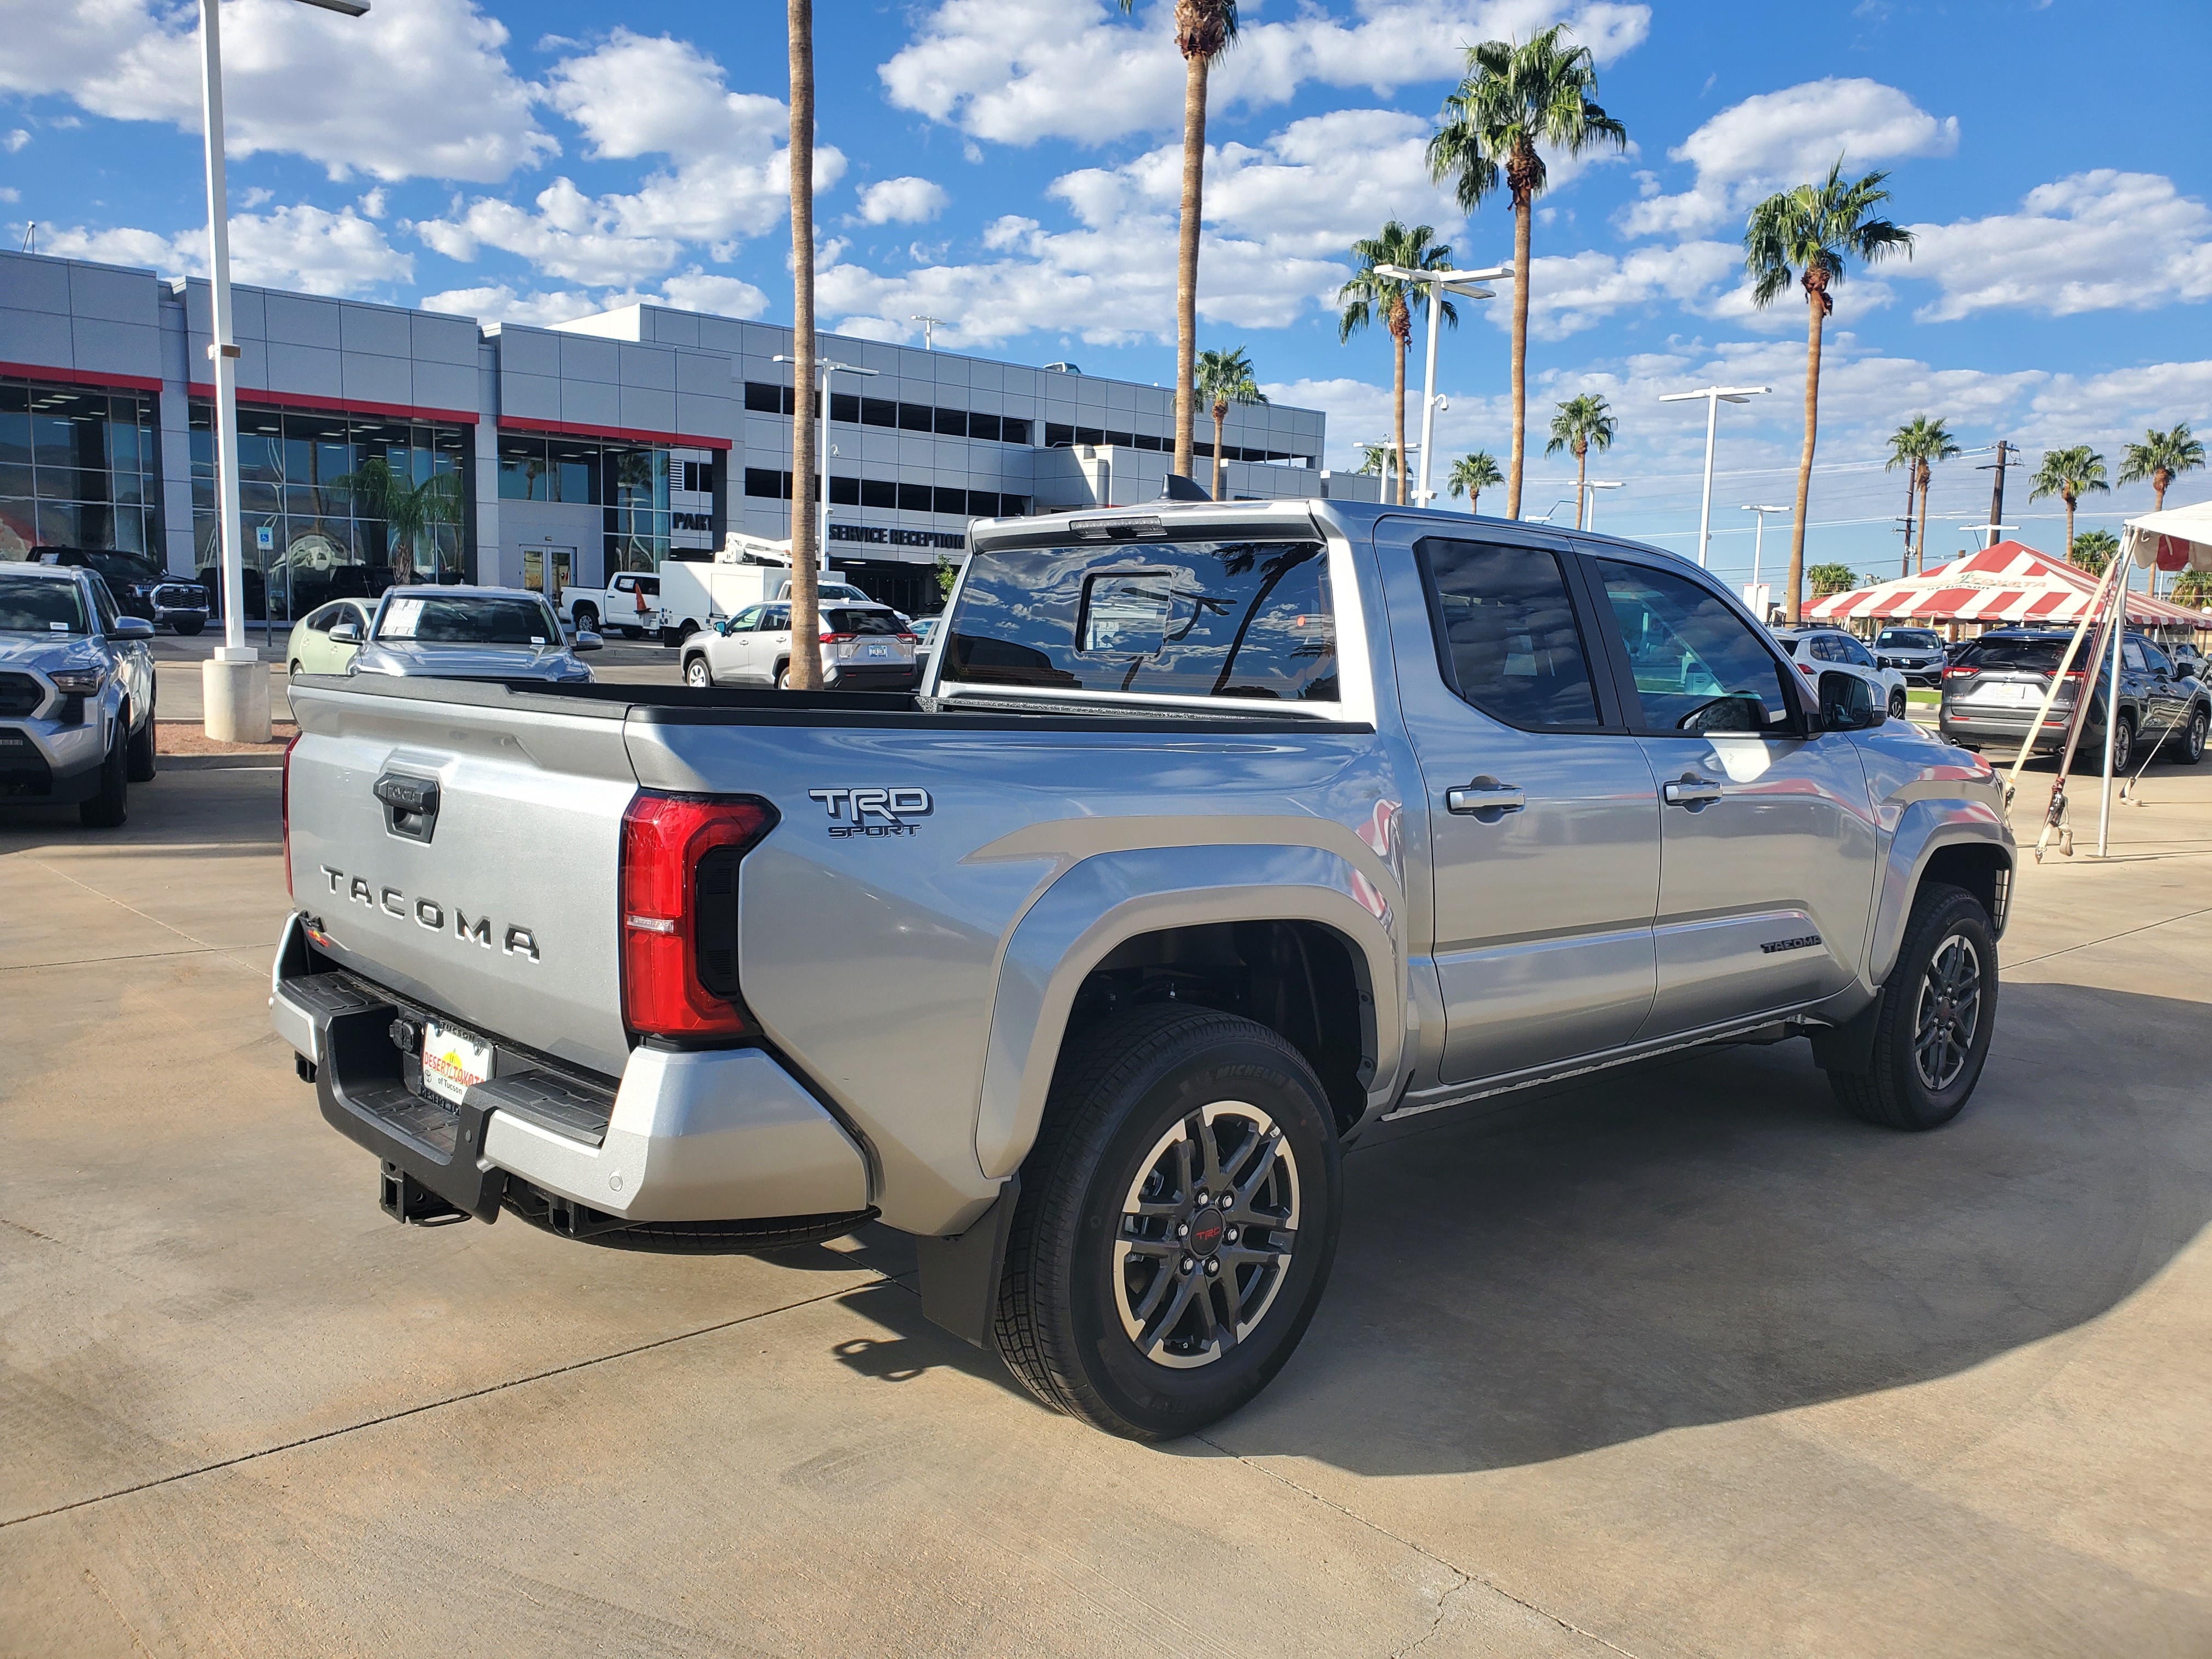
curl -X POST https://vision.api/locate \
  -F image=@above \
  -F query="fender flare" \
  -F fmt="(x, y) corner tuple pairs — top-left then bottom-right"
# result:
(972, 842), (1406, 1181)
(1867, 800), (2013, 988)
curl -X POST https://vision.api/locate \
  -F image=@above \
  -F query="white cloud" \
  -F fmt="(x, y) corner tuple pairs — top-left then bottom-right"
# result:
(659, 270), (770, 318)
(0, 0), (554, 183)
(3, 129), (27, 154)
(1907, 171), (2212, 322)
(417, 30), (842, 286)
(882, 0), (1649, 147)
(43, 205), (410, 295)
(1619, 78), (1957, 238)
(420, 268), (771, 329)
(856, 177), (951, 225)
(1515, 239), (1742, 338)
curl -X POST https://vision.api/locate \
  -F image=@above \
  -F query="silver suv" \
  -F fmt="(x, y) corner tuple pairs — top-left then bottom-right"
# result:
(0, 562), (157, 826)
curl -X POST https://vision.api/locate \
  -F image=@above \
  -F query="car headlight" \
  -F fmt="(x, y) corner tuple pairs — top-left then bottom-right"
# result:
(49, 667), (108, 696)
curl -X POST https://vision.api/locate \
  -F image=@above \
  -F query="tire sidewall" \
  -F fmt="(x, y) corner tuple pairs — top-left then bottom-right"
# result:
(2183, 707), (2207, 765)
(2111, 715), (2134, 772)
(1059, 1029), (1341, 1437)
(1883, 893), (1997, 1127)
(685, 656), (711, 688)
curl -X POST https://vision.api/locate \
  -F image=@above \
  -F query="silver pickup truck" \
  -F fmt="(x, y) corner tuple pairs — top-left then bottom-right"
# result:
(271, 499), (2015, 1440)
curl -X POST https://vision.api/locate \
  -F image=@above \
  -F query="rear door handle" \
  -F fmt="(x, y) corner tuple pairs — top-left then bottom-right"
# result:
(1662, 776), (1724, 807)
(1446, 778), (1526, 815)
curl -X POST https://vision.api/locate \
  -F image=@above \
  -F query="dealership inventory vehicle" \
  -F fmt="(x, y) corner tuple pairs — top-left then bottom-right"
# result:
(274, 499), (2015, 1440)
(1773, 625), (1910, 719)
(0, 562), (156, 825)
(348, 587), (601, 685)
(37, 547), (208, 635)
(680, 600), (918, 691)
(1874, 625), (1946, 687)
(1939, 628), (2208, 769)
(285, 598), (374, 679)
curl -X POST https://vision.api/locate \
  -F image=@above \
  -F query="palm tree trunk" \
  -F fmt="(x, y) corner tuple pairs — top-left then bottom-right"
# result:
(1211, 406), (1225, 500)
(1507, 196), (1531, 520)
(1900, 469), (1915, 577)
(785, 0), (820, 688)
(1574, 442), (1587, 531)
(1915, 461), (1932, 576)
(2064, 494), (2076, 562)
(1391, 334), (1407, 507)
(1785, 289), (1822, 624)
(1172, 53), (1207, 481)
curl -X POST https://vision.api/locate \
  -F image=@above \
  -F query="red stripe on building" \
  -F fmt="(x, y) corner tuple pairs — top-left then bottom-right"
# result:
(498, 414), (733, 452)
(1, 360), (164, 393)
(185, 382), (480, 426)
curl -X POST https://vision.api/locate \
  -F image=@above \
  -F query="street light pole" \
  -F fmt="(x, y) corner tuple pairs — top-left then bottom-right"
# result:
(1741, 503), (1788, 615)
(1583, 479), (1622, 531)
(777, 353), (879, 569)
(196, 0), (367, 742)
(1372, 263), (1511, 506)
(1659, 383), (1770, 567)
(911, 315), (944, 351)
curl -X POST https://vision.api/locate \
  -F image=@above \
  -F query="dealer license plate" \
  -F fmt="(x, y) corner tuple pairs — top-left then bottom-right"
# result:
(421, 1020), (493, 1107)
(867, 644), (888, 658)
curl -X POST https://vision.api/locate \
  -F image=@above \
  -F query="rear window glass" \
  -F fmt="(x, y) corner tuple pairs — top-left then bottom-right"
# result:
(943, 540), (1337, 701)
(827, 608), (901, 636)
(1957, 640), (2071, 670)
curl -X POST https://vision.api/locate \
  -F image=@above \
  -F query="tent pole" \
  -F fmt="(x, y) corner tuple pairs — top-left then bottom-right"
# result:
(2098, 572), (2123, 856)
(2003, 555), (2123, 809)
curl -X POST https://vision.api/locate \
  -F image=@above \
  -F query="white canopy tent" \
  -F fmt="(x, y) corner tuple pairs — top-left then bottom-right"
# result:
(2124, 498), (2212, 577)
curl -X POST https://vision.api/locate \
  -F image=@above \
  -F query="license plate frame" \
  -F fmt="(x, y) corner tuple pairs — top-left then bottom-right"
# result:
(420, 1019), (494, 1107)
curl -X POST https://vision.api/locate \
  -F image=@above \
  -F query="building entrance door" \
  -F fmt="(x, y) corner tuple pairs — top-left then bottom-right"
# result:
(522, 546), (577, 608)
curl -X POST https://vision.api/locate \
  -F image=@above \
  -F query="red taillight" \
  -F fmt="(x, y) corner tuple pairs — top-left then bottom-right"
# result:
(281, 731), (303, 901)
(1943, 665), (1972, 679)
(820, 631), (856, 644)
(1797, 661), (1816, 678)
(896, 631), (918, 642)
(618, 792), (778, 1039)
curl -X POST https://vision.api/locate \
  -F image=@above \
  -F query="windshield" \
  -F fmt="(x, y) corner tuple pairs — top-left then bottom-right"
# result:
(0, 573), (89, 635)
(1878, 629), (1939, 648)
(376, 594), (562, 646)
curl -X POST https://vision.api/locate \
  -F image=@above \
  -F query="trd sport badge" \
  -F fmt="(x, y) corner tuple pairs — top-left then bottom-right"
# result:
(809, 787), (933, 838)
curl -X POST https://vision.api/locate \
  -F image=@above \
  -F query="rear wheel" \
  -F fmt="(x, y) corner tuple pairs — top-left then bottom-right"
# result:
(684, 654), (714, 689)
(992, 1005), (1342, 1441)
(126, 706), (157, 783)
(1826, 882), (1996, 1132)
(572, 605), (599, 634)
(79, 724), (129, 828)
(772, 662), (791, 691)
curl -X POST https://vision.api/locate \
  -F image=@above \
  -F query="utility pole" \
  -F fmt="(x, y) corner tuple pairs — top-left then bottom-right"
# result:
(1979, 441), (2017, 546)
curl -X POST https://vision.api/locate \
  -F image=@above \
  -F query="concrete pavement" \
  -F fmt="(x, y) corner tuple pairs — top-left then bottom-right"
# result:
(2, 755), (2208, 1656)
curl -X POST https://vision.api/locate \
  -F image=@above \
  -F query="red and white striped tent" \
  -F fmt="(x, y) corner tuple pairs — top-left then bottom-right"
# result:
(1804, 540), (2203, 628)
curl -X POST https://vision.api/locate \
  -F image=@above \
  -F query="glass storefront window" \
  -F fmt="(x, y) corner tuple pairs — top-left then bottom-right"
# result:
(0, 379), (161, 565)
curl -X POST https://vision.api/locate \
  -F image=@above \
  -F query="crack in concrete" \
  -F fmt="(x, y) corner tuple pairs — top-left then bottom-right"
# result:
(2003, 902), (2212, 969)
(1193, 1432), (1641, 1658)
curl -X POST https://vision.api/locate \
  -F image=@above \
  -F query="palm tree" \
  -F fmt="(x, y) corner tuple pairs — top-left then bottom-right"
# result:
(2028, 445), (2109, 561)
(1353, 442), (1392, 476)
(1339, 223), (1455, 506)
(1194, 346), (1266, 501)
(1427, 25), (1626, 520)
(1448, 450), (1504, 514)
(785, 0), (822, 685)
(335, 455), (462, 583)
(1807, 562), (1858, 598)
(2068, 528), (2119, 578)
(1543, 394), (1616, 529)
(2172, 567), (2211, 609)
(1745, 162), (1914, 622)
(2119, 424), (2205, 596)
(1884, 415), (1961, 575)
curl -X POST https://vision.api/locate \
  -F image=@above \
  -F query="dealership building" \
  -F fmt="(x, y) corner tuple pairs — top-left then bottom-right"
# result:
(0, 247), (1355, 618)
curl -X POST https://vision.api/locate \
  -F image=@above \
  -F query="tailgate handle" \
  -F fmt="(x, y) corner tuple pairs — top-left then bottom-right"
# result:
(374, 772), (441, 843)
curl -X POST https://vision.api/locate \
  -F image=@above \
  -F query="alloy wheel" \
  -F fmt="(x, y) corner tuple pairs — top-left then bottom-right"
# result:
(1913, 934), (1982, 1092)
(1112, 1101), (1300, 1370)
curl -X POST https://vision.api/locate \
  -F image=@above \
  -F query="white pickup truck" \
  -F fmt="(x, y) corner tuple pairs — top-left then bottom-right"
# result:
(273, 496), (2015, 1440)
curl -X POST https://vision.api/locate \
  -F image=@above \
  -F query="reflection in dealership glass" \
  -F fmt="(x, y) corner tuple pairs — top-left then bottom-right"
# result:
(945, 540), (1338, 701)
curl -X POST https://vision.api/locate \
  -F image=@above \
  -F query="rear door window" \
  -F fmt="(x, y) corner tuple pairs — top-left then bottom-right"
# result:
(943, 539), (1338, 702)
(1417, 538), (1601, 729)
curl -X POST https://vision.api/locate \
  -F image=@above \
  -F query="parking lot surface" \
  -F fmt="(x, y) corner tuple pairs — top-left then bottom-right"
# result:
(3, 749), (2208, 1656)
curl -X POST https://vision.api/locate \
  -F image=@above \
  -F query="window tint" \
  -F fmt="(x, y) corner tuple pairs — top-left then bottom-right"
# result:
(2141, 641), (2175, 675)
(305, 603), (336, 633)
(1418, 539), (1599, 729)
(1838, 634), (1875, 668)
(726, 605), (762, 631)
(1597, 560), (1795, 734)
(1958, 638), (2067, 670)
(2122, 639), (2150, 672)
(88, 575), (122, 633)
(826, 608), (901, 636)
(765, 607), (789, 631)
(944, 540), (1338, 701)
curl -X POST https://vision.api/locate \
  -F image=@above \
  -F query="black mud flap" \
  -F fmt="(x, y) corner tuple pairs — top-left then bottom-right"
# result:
(1809, 987), (1886, 1076)
(913, 1177), (1020, 1349)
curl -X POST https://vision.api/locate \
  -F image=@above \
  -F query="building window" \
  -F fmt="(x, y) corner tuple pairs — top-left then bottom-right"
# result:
(829, 392), (861, 425)
(1045, 423), (1074, 448)
(743, 381), (796, 415)
(861, 478), (895, 510)
(188, 400), (465, 610)
(0, 380), (162, 563)
(898, 403), (933, 433)
(896, 482), (931, 512)
(934, 408), (966, 437)
(828, 475), (860, 506)
(1003, 419), (1031, 446)
(968, 413), (1002, 443)
(861, 397), (896, 428)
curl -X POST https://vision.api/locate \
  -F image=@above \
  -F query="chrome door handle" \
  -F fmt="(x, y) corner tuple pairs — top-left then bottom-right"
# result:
(1662, 775), (1724, 806)
(1446, 778), (1526, 815)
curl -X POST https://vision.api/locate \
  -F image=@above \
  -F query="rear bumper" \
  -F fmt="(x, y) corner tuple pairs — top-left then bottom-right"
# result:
(1939, 707), (2098, 754)
(824, 662), (918, 691)
(268, 914), (870, 1225)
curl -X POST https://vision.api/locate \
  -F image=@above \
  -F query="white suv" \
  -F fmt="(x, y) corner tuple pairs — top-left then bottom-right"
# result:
(1775, 627), (1908, 721)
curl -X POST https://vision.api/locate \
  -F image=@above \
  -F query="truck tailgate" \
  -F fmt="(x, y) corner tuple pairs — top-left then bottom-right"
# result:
(285, 679), (637, 1077)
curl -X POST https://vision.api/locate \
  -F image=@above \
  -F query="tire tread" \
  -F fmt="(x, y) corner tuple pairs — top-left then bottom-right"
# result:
(1829, 881), (1990, 1131)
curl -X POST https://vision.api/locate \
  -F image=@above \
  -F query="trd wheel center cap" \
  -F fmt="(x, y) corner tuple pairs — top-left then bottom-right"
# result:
(1187, 1207), (1226, 1256)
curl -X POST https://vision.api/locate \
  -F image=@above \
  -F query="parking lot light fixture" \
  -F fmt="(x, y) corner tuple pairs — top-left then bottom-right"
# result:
(1741, 504), (1790, 614)
(1373, 262), (1511, 507)
(776, 354), (879, 567)
(1584, 479), (1623, 531)
(198, 0), (368, 742)
(1660, 384), (1770, 567)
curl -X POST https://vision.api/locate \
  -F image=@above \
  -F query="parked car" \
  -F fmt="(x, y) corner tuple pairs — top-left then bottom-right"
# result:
(276, 498), (2017, 1441)
(0, 562), (157, 825)
(1873, 625), (1946, 687)
(285, 599), (375, 679)
(37, 548), (208, 635)
(680, 600), (917, 690)
(341, 588), (601, 684)
(1939, 629), (2209, 769)
(1773, 625), (1910, 719)
(2170, 642), (2209, 680)
(910, 614), (943, 682)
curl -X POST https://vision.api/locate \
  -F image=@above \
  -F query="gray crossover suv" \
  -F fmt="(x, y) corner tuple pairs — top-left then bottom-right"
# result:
(0, 562), (157, 825)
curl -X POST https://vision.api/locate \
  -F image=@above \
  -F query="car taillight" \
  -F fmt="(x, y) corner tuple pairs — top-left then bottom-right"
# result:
(618, 792), (778, 1040)
(820, 631), (856, 644)
(281, 731), (303, 900)
(896, 631), (918, 642)
(1943, 666), (1973, 679)
(1797, 661), (1816, 678)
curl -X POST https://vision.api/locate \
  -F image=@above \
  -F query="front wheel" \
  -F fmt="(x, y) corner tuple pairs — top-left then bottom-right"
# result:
(2171, 706), (2207, 766)
(684, 654), (714, 689)
(1888, 687), (1908, 720)
(992, 1005), (1343, 1441)
(173, 617), (204, 637)
(2108, 714), (2135, 774)
(79, 725), (129, 828)
(1827, 882), (1997, 1131)
(126, 708), (157, 783)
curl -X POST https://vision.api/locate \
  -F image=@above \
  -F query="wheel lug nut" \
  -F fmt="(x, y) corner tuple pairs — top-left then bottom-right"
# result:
(1180, 1256), (1194, 1274)
(1204, 1258), (1220, 1276)
(1220, 1194), (1234, 1210)
(1193, 1189), (1207, 1206)
(1224, 1227), (1239, 1244)
(1176, 1222), (1189, 1238)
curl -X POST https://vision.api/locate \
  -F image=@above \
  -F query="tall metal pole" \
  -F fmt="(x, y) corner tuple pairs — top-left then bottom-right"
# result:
(1415, 291), (1444, 505)
(1696, 392), (1719, 567)
(199, 0), (245, 657)
(2098, 575), (2123, 856)
(817, 362), (831, 570)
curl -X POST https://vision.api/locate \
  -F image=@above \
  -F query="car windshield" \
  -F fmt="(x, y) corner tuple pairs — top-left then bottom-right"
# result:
(1878, 629), (1939, 648)
(376, 594), (561, 646)
(0, 573), (90, 635)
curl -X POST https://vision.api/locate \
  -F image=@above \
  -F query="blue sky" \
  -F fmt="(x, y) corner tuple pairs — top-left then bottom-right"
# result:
(4, 0), (2208, 581)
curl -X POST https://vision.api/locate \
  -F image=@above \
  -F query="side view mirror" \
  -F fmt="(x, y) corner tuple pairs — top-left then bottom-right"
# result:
(573, 630), (603, 652)
(1819, 669), (1880, 731)
(109, 616), (154, 641)
(329, 620), (362, 644)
